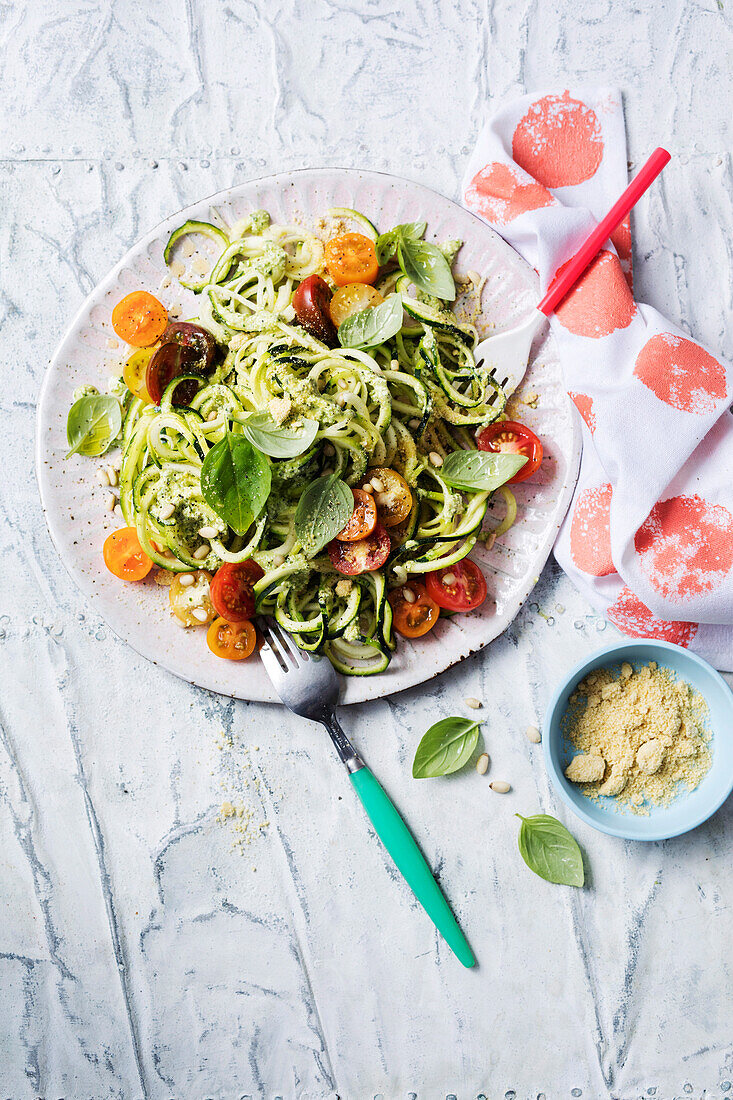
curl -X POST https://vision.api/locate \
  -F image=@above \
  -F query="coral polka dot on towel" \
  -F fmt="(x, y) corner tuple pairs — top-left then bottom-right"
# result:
(512, 91), (604, 188)
(570, 484), (614, 577)
(635, 495), (733, 601)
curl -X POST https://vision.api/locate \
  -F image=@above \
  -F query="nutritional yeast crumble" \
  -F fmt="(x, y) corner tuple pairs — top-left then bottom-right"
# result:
(562, 661), (712, 815)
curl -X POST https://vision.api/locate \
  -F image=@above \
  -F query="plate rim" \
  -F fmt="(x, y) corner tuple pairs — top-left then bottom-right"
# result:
(35, 166), (581, 704)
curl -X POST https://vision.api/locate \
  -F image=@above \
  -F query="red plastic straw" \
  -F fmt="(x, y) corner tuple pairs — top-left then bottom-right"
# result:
(537, 146), (671, 316)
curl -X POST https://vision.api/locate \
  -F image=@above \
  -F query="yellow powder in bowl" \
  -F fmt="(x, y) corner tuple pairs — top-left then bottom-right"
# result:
(562, 661), (712, 815)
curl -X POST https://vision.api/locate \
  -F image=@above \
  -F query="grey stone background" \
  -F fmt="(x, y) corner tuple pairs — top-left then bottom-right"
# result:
(0, 1), (731, 1097)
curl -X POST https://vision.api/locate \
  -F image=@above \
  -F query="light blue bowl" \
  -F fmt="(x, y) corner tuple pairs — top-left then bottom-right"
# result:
(543, 640), (733, 841)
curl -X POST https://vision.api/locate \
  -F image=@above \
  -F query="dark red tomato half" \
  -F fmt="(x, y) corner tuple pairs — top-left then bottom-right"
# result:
(161, 321), (217, 370)
(145, 343), (201, 405)
(476, 420), (543, 484)
(292, 275), (337, 346)
(209, 560), (265, 622)
(425, 560), (488, 613)
(327, 523), (391, 575)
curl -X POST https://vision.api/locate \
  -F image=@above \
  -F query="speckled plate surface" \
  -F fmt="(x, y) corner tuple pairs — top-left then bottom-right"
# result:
(36, 168), (580, 704)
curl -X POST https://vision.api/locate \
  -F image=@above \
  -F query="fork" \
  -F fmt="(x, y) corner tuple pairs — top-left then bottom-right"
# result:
(258, 617), (476, 968)
(475, 147), (671, 404)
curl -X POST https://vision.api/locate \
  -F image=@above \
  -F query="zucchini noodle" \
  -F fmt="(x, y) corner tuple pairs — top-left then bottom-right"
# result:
(117, 208), (519, 675)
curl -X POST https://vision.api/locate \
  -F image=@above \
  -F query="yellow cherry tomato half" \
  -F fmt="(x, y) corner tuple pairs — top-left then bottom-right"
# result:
(207, 617), (257, 660)
(329, 283), (384, 327)
(360, 467), (413, 528)
(325, 233), (379, 287)
(169, 570), (215, 626)
(112, 291), (168, 347)
(123, 346), (156, 403)
(103, 527), (153, 582)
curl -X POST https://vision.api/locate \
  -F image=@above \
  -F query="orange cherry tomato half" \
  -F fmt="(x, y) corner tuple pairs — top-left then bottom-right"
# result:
(360, 467), (413, 528)
(425, 560), (487, 613)
(209, 560), (264, 623)
(388, 583), (440, 638)
(476, 420), (543, 484)
(103, 527), (153, 582)
(336, 488), (377, 542)
(207, 617), (257, 660)
(325, 233), (379, 287)
(327, 523), (391, 575)
(112, 292), (168, 348)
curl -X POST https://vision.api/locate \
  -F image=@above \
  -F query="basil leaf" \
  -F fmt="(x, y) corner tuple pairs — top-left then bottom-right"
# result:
(241, 412), (319, 459)
(398, 237), (455, 301)
(338, 294), (404, 350)
(441, 450), (527, 492)
(294, 474), (354, 558)
(65, 395), (122, 458)
(412, 717), (481, 778)
(375, 221), (427, 265)
(201, 432), (271, 535)
(516, 814), (584, 887)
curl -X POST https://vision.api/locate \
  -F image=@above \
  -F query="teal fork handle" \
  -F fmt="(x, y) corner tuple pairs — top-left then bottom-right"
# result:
(350, 766), (476, 968)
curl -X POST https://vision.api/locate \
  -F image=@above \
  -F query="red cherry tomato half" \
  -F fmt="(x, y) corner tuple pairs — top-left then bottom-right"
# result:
(292, 275), (337, 346)
(476, 420), (543, 484)
(209, 560), (265, 622)
(425, 560), (488, 613)
(327, 523), (391, 575)
(145, 343), (201, 405)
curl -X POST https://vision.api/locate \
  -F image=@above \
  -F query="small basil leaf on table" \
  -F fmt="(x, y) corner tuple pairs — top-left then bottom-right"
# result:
(375, 221), (427, 265)
(66, 394), (122, 458)
(398, 237), (456, 301)
(338, 294), (404, 350)
(241, 412), (319, 459)
(201, 431), (271, 536)
(516, 814), (585, 887)
(295, 473), (354, 558)
(441, 450), (527, 492)
(412, 717), (481, 778)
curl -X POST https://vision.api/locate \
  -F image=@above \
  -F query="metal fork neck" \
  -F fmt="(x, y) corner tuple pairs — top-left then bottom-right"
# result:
(322, 711), (365, 774)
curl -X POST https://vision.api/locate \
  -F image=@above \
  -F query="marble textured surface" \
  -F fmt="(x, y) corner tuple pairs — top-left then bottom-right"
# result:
(1, 1), (732, 1097)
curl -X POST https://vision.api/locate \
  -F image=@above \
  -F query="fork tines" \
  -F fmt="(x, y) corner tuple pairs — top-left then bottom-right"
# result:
(258, 617), (308, 673)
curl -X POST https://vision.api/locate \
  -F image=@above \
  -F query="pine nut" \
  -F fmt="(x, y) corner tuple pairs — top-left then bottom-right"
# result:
(113, 504), (123, 520)
(408, 418), (420, 429)
(324, 442), (335, 456)
(321, 468), (334, 477)
(272, 554), (285, 567)
(442, 572), (456, 585)
(490, 781), (511, 793)
(476, 753), (489, 775)
(361, 482), (374, 494)
(465, 697), (482, 709)
(105, 465), (117, 487)
(193, 544), (210, 560)
(429, 451), (443, 467)
(159, 502), (175, 520)
(370, 477), (384, 493)
(198, 526), (218, 539)
(207, 410), (218, 421)
(96, 467), (110, 486)
(192, 608), (209, 623)
(105, 492), (116, 512)
(402, 587), (415, 603)
(179, 573), (195, 587)
(525, 725), (541, 743)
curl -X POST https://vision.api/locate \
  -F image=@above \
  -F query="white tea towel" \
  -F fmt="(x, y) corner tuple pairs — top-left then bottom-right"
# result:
(462, 88), (733, 669)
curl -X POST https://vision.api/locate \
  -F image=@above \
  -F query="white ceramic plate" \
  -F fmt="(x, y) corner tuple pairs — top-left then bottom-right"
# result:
(36, 168), (580, 703)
